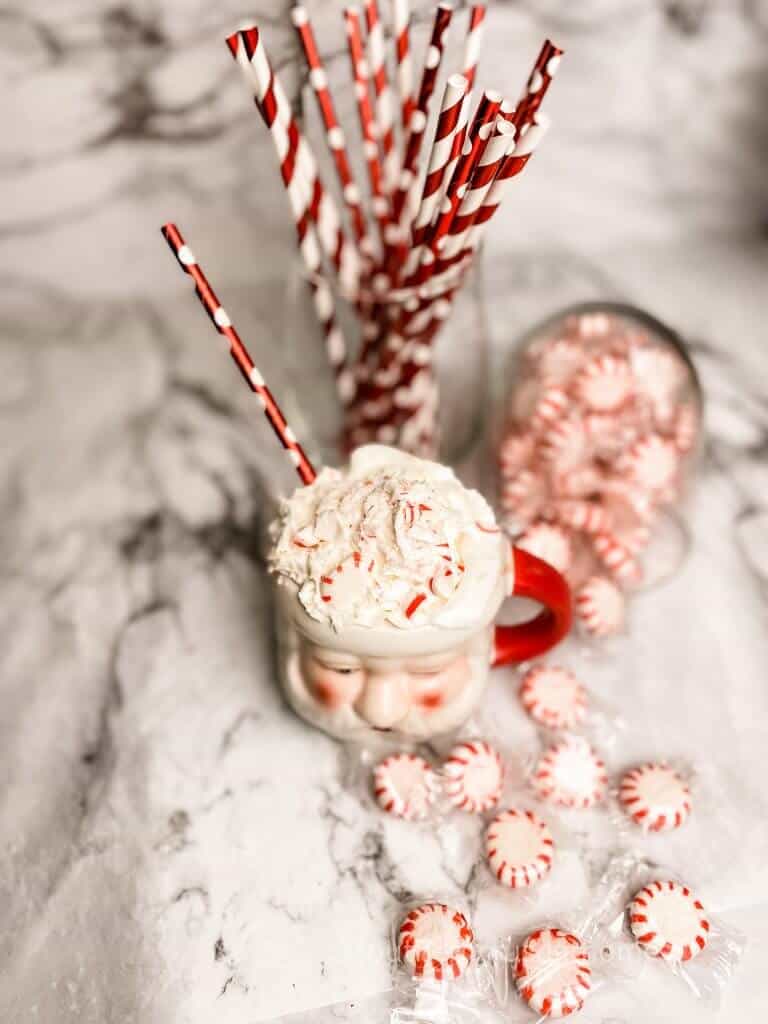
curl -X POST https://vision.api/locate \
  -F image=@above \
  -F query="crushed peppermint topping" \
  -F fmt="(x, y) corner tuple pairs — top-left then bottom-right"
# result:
(268, 446), (505, 630)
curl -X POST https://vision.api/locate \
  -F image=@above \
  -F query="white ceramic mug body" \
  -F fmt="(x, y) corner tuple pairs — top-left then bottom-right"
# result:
(274, 577), (504, 742)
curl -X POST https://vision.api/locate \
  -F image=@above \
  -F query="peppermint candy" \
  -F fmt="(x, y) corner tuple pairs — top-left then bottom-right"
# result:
(319, 550), (375, 611)
(575, 354), (634, 412)
(592, 532), (642, 584)
(398, 902), (474, 979)
(530, 386), (569, 432)
(555, 498), (611, 535)
(516, 522), (572, 575)
(485, 808), (554, 888)
(515, 928), (592, 1018)
(623, 435), (678, 493)
(442, 740), (504, 814)
(500, 469), (547, 526)
(519, 665), (587, 730)
(499, 433), (535, 475)
(619, 763), (692, 832)
(540, 416), (589, 471)
(373, 754), (437, 820)
(629, 880), (709, 963)
(532, 739), (607, 808)
(575, 575), (626, 637)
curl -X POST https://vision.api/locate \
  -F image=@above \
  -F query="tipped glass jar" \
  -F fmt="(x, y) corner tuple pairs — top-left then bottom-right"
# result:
(493, 302), (703, 641)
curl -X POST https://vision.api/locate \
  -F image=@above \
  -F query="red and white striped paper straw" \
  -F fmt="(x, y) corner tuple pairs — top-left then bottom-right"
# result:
(405, 74), (469, 269)
(461, 5), (487, 92)
(161, 224), (317, 485)
(423, 88), (501, 257)
(291, 6), (370, 253)
(227, 28), (360, 300)
(392, 0), (414, 134)
(227, 29), (353, 403)
(365, 0), (399, 195)
(391, 2), (453, 224)
(473, 112), (551, 230)
(344, 7), (394, 261)
(420, 112), (550, 287)
(513, 39), (563, 133)
(413, 116), (515, 280)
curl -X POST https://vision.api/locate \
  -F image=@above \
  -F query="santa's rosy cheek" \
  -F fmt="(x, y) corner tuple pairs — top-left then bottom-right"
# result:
(309, 678), (342, 708)
(416, 691), (444, 710)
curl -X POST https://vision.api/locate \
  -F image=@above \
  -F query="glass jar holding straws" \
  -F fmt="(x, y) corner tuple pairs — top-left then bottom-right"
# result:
(226, 7), (561, 465)
(493, 302), (704, 640)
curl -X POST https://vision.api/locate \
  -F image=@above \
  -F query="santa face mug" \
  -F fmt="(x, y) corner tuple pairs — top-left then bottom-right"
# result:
(268, 446), (571, 741)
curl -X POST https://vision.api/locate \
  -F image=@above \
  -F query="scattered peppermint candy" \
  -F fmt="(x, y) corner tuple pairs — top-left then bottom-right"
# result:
(619, 763), (692, 832)
(592, 532), (642, 585)
(485, 808), (554, 888)
(532, 739), (607, 808)
(519, 665), (587, 730)
(398, 902), (474, 980)
(575, 354), (634, 412)
(624, 435), (678, 493)
(428, 562), (461, 600)
(515, 928), (592, 1018)
(629, 880), (709, 962)
(373, 754), (437, 820)
(320, 551), (375, 611)
(575, 575), (626, 637)
(516, 522), (572, 574)
(443, 740), (504, 814)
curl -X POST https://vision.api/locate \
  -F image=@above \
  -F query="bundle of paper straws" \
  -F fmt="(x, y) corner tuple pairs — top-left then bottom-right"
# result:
(226, 5), (562, 457)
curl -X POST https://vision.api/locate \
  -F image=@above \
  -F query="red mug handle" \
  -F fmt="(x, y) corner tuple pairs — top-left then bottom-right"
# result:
(492, 546), (572, 667)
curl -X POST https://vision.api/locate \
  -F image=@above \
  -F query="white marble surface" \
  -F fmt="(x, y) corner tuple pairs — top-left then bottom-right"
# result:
(2, 0), (768, 1021)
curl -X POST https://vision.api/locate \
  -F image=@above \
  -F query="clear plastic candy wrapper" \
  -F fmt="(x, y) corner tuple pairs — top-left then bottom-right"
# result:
(390, 895), (511, 1024)
(493, 302), (704, 642)
(590, 852), (745, 1007)
(343, 716), (532, 828)
(606, 753), (751, 884)
(513, 652), (628, 755)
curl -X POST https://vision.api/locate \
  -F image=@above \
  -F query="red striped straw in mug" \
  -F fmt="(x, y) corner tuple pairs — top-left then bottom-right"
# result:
(391, 2), (453, 224)
(512, 39), (564, 133)
(291, 5), (370, 255)
(392, 0), (414, 134)
(161, 224), (317, 485)
(461, 4), (487, 92)
(364, 0), (399, 195)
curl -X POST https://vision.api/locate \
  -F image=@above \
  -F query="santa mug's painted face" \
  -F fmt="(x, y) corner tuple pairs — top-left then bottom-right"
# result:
(301, 643), (471, 727)
(277, 610), (494, 741)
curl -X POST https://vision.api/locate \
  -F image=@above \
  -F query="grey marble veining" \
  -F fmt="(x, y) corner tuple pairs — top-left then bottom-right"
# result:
(2, 0), (768, 1021)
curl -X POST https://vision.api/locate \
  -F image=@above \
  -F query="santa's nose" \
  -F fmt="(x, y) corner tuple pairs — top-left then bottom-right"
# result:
(355, 672), (411, 728)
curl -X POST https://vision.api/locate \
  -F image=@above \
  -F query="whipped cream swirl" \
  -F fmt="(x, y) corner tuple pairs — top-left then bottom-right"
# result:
(268, 446), (505, 631)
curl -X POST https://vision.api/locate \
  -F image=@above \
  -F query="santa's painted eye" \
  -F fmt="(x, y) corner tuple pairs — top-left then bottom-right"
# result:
(317, 661), (360, 676)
